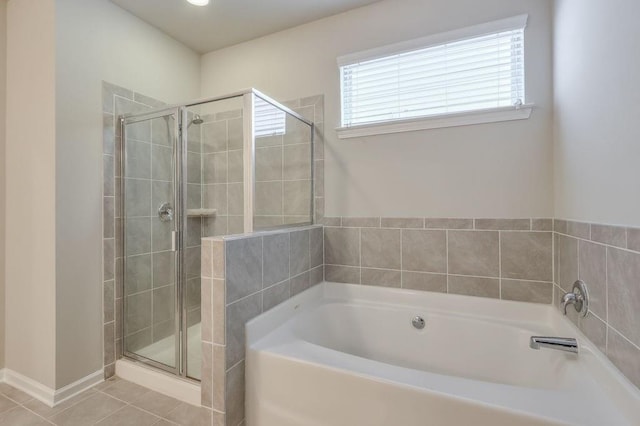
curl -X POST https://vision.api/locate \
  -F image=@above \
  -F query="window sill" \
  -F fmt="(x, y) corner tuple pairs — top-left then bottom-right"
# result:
(336, 105), (534, 139)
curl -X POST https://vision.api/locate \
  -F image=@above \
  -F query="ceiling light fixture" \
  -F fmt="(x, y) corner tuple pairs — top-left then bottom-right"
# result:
(186, 0), (209, 6)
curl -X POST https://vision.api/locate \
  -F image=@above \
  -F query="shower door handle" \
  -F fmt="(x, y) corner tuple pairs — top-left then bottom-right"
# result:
(171, 231), (178, 252)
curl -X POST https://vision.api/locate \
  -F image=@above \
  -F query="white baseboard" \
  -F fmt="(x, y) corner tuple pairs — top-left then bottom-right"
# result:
(1, 368), (103, 407)
(2, 369), (56, 406)
(53, 369), (103, 405)
(116, 359), (200, 406)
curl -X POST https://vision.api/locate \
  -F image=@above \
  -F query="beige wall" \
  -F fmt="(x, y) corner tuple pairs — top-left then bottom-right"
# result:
(0, 0), (6, 369)
(54, 0), (200, 388)
(5, 0), (57, 388)
(553, 0), (640, 227)
(200, 0), (554, 218)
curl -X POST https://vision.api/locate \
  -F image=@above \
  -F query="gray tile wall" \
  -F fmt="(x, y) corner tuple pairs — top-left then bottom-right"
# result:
(201, 225), (323, 425)
(199, 109), (245, 238)
(323, 217), (554, 304)
(553, 219), (640, 389)
(123, 109), (182, 355)
(197, 95), (324, 236)
(254, 95), (324, 229)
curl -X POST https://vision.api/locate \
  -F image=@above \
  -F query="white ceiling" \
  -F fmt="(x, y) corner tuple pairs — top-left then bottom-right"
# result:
(110, 0), (382, 54)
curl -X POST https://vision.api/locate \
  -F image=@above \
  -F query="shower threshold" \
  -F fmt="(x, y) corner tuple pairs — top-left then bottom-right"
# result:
(115, 358), (201, 406)
(135, 322), (202, 380)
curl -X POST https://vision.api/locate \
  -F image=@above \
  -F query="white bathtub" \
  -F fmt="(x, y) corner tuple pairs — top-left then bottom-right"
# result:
(246, 282), (640, 426)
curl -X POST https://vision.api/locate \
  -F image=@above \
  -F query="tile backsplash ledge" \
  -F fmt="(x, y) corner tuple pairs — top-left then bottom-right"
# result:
(321, 217), (553, 231)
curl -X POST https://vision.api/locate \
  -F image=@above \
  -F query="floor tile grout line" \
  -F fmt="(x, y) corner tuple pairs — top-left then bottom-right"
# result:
(95, 403), (164, 425)
(90, 404), (128, 426)
(7, 402), (56, 425)
(47, 387), (134, 422)
(94, 386), (188, 425)
(155, 418), (181, 426)
(19, 387), (99, 423)
(0, 392), (35, 406)
(161, 400), (205, 425)
(94, 385), (152, 405)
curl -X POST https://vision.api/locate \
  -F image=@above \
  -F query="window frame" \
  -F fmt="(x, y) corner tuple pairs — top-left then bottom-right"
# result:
(336, 14), (533, 139)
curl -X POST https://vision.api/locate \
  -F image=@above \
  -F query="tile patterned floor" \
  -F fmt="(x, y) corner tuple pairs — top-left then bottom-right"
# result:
(0, 376), (211, 425)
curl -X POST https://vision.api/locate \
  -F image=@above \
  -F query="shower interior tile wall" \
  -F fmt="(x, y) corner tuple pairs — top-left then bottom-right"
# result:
(196, 109), (245, 238)
(254, 98), (318, 228)
(192, 96), (322, 238)
(291, 96), (325, 225)
(124, 112), (179, 354)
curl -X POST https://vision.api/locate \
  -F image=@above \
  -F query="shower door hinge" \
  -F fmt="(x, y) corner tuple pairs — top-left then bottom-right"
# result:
(171, 231), (178, 252)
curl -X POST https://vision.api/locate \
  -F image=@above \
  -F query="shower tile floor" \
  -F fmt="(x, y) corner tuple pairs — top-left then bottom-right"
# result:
(0, 376), (211, 425)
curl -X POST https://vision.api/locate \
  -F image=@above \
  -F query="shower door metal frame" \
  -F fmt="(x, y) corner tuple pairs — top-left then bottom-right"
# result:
(179, 107), (190, 379)
(120, 107), (185, 378)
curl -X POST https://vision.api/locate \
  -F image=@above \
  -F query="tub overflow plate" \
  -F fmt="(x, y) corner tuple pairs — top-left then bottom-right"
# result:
(412, 316), (425, 329)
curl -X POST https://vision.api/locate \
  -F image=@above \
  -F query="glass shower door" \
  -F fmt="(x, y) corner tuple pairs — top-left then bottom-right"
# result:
(122, 109), (181, 373)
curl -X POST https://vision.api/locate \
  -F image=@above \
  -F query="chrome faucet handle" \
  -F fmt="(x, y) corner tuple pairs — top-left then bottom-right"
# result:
(561, 292), (577, 315)
(158, 202), (174, 222)
(561, 280), (589, 317)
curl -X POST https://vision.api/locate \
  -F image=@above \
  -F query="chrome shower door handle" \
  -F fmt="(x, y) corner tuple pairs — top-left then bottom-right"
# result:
(158, 202), (174, 222)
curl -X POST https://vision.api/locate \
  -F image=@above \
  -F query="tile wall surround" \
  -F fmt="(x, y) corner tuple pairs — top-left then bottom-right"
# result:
(283, 96), (325, 227)
(553, 219), (640, 389)
(322, 217), (554, 304)
(201, 225), (324, 425)
(196, 108), (245, 238)
(320, 216), (639, 390)
(197, 94), (324, 233)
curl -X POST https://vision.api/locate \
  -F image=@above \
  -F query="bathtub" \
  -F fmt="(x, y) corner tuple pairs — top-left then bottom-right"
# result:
(246, 282), (640, 426)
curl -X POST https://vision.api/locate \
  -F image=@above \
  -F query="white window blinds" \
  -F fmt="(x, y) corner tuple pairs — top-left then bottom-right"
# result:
(254, 97), (286, 137)
(339, 17), (526, 128)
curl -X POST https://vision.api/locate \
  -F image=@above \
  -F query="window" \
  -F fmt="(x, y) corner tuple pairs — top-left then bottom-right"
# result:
(254, 97), (286, 137)
(338, 15), (530, 137)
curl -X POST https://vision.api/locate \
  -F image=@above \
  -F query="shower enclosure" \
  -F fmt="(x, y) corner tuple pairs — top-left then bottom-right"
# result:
(119, 89), (314, 380)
